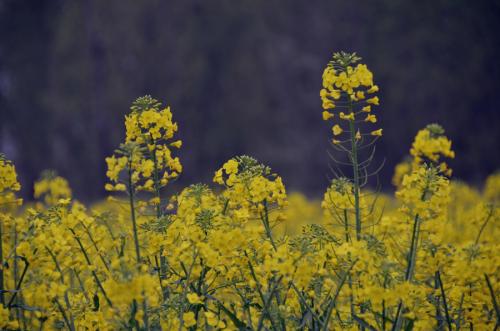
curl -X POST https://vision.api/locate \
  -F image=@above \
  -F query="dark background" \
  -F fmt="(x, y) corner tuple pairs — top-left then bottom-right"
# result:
(1, 0), (499, 201)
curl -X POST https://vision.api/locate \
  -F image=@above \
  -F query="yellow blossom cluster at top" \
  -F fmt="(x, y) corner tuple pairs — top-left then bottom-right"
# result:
(320, 52), (382, 143)
(125, 103), (179, 145)
(105, 96), (182, 201)
(410, 123), (455, 175)
(393, 124), (455, 187)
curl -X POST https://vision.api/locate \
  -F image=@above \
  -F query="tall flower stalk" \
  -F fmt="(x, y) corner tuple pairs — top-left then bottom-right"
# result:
(320, 51), (381, 240)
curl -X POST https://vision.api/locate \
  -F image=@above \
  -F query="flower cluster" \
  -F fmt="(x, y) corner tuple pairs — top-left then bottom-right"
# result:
(105, 96), (182, 208)
(213, 155), (287, 221)
(393, 124), (455, 188)
(33, 170), (72, 206)
(410, 123), (455, 175)
(0, 155), (21, 208)
(320, 52), (382, 143)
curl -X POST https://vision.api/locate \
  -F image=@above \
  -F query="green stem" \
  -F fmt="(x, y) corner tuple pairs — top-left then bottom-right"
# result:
(54, 297), (74, 331)
(256, 276), (283, 331)
(128, 162), (141, 263)
(392, 214), (421, 331)
(0, 220), (4, 306)
(342, 63), (361, 241)
(150, 142), (162, 218)
(7, 256), (29, 308)
(46, 247), (64, 283)
(178, 250), (198, 331)
(322, 260), (357, 331)
(437, 271), (453, 331)
(126, 159), (149, 329)
(142, 297), (149, 330)
(245, 251), (278, 331)
(405, 214), (421, 282)
(474, 206), (493, 245)
(349, 116), (361, 240)
(344, 209), (350, 242)
(79, 221), (110, 271)
(434, 272), (443, 329)
(149, 141), (170, 310)
(393, 184), (430, 331)
(261, 199), (277, 251)
(382, 274), (388, 331)
(485, 274), (500, 328)
(73, 269), (90, 303)
(69, 228), (113, 307)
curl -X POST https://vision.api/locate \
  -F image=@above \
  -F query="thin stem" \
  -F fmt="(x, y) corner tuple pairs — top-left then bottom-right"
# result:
(261, 199), (277, 251)
(434, 272), (443, 330)
(344, 209), (350, 242)
(127, 161), (141, 263)
(178, 250), (198, 331)
(142, 298), (149, 330)
(69, 228), (113, 307)
(150, 141), (162, 218)
(322, 260), (357, 331)
(245, 251), (279, 331)
(7, 256), (29, 308)
(437, 271), (453, 331)
(348, 116), (361, 240)
(474, 206), (493, 245)
(405, 214), (421, 282)
(485, 274), (500, 328)
(0, 220), (4, 306)
(78, 221), (110, 271)
(256, 276), (283, 331)
(54, 297), (74, 331)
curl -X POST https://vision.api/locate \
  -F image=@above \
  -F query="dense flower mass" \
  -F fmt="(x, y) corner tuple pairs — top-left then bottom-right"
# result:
(0, 53), (499, 331)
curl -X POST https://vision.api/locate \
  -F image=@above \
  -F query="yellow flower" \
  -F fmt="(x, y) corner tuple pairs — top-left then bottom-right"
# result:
(213, 169), (224, 185)
(187, 293), (203, 305)
(322, 111), (334, 121)
(223, 159), (239, 175)
(57, 198), (71, 205)
(371, 129), (383, 136)
(365, 114), (377, 123)
(33, 172), (72, 205)
(204, 311), (218, 327)
(170, 140), (182, 148)
(362, 105), (372, 112)
(183, 312), (197, 327)
(355, 90), (365, 100)
(367, 96), (379, 105)
(409, 124), (454, 173)
(339, 112), (355, 121)
(332, 125), (343, 136)
(367, 85), (379, 93)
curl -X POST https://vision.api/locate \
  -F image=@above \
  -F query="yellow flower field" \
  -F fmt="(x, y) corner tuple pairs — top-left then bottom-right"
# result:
(0, 52), (498, 330)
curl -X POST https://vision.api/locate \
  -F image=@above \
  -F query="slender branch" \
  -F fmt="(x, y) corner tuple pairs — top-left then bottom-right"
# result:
(437, 271), (453, 331)
(7, 256), (29, 308)
(127, 161), (141, 263)
(54, 297), (74, 331)
(485, 274), (500, 328)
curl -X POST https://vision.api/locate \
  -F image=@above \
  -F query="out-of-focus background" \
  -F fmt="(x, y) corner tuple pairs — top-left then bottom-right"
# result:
(1, 0), (499, 201)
